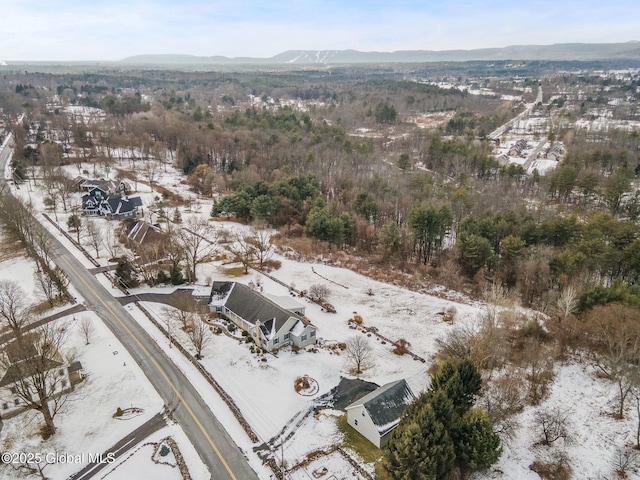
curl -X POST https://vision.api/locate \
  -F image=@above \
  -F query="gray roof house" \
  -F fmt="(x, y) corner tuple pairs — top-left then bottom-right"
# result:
(0, 355), (71, 417)
(209, 281), (317, 352)
(345, 379), (415, 448)
(82, 193), (143, 220)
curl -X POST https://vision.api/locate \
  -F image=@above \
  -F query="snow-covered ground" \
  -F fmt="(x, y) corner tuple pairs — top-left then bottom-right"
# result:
(487, 361), (639, 479)
(0, 308), (207, 479)
(3, 151), (639, 479)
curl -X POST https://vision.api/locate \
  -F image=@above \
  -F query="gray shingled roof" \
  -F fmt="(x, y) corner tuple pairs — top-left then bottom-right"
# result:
(210, 281), (304, 336)
(346, 379), (415, 436)
(106, 195), (142, 215)
(0, 356), (63, 388)
(127, 220), (165, 244)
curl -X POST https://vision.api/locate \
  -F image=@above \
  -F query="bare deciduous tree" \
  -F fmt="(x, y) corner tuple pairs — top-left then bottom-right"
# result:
(535, 407), (573, 446)
(0, 322), (71, 437)
(186, 313), (212, 359)
(35, 269), (56, 307)
(177, 218), (218, 282)
(553, 285), (578, 323)
(309, 284), (331, 303)
(0, 280), (28, 336)
(520, 338), (555, 405)
(85, 220), (104, 258)
(162, 293), (201, 330)
(345, 336), (373, 375)
(79, 316), (95, 345)
(225, 231), (256, 274)
(586, 304), (640, 419)
(480, 368), (526, 437)
(611, 445), (638, 478)
(104, 228), (124, 260)
(244, 228), (274, 268)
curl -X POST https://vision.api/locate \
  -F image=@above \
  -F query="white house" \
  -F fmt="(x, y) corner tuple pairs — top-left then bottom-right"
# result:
(0, 356), (71, 416)
(345, 379), (415, 448)
(209, 281), (317, 352)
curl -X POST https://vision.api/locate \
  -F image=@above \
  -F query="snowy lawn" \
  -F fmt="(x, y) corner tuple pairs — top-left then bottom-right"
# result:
(0, 312), (170, 479)
(100, 424), (209, 480)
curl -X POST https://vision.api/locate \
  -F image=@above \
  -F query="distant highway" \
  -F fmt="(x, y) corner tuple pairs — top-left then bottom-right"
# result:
(0, 132), (260, 480)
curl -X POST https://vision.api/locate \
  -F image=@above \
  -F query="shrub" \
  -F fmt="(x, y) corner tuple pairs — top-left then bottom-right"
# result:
(294, 376), (311, 392)
(530, 453), (572, 480)
(309, 284), (331, 302)
(227, 324), (236, 333)
(114, 407), (124, 417)
(262, 259), (282, 271)
(353, 314), (363, 324)
(393, 338), (411, 355)
(322, 302), (336, 313)
(215, 327), (223, 335)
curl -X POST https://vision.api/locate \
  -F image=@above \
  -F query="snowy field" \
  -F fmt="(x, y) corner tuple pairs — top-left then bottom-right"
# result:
(3, 153), (639, 479)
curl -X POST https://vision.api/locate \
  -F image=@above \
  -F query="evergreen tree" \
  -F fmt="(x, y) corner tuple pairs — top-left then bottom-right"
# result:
(170, 263), (184, 285)
(385, 361), (499, 479)
(114, 257), (138, 289)
(386, 398), (456, 480)
(452, 409), (502, 477)
(430, 359), (482, 413)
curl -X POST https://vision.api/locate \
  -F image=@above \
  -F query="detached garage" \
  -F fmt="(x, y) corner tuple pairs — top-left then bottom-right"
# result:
(345, 379), (415, 448)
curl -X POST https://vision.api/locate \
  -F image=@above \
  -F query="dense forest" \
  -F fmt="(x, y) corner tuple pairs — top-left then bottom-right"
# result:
(1, 62), (640, 477)
(2, 64), (639, 315)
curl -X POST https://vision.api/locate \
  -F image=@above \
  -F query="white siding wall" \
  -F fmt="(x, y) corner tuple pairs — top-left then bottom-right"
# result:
(346, 406), (382, 448)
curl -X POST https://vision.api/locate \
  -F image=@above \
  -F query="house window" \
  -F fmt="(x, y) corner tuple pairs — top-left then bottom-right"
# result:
(362, 410), (365, 417)
(284, 333), (290, 340)
(301, 334), (307, 342)
(59, 369), (65, 376)
(215, 306), (222, 313)
(310, 331), (316, 337)
(354, 419), (358, 426)
(61, 380), (67, 389)
(14, 398), (20, 406)
(2, 402), (8, 410)
(274, 338), (279, 345)
(262, 339), (266, 346)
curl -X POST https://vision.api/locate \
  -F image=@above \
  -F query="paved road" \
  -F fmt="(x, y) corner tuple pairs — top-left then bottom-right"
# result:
(46, 212), (259, 480)
(0, 303), (86, 345)
(488, 86), (543, 141)
(0, 134), (260, 480)
(69, 412), (167, 480)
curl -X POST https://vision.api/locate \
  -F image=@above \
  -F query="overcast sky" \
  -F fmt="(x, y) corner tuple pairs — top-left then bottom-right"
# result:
(2, 0), (639, 61)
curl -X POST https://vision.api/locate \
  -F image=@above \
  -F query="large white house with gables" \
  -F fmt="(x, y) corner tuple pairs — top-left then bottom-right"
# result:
(209, 281), (317, 352)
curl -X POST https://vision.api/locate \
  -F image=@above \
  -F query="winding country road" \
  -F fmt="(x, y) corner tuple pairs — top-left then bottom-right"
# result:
(0, 134), (260, 480)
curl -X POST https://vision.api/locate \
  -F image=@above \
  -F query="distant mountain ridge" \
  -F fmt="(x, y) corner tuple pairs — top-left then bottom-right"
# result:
(120, 42), (640, 65)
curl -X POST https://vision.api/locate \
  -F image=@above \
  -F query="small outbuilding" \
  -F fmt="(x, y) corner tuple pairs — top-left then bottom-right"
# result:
(345, 379), (415, 448)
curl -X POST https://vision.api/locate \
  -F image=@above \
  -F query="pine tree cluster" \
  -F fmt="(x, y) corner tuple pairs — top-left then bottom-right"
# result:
(385, 360), (502, 479)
